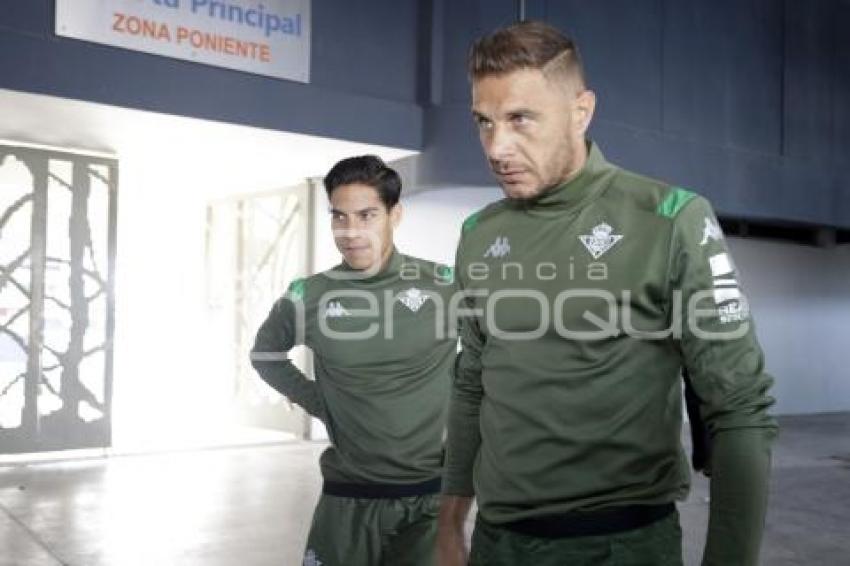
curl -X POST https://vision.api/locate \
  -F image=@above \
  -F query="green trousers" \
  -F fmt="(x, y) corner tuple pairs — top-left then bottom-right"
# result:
(470, 509), (684, 566)
(302, 493), (439, 566)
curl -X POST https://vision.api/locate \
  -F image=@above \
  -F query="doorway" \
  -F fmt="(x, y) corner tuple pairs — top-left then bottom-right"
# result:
(205, 183), (313, 439)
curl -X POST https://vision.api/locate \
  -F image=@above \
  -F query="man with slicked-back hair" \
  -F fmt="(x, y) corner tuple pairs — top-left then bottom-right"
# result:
(252, 156), (456, 566)
(438, 21), (776, 566)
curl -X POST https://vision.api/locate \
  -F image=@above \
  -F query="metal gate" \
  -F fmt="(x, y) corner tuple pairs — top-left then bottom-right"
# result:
(0, 144), (117, 454)
(205, 183), (313, 439)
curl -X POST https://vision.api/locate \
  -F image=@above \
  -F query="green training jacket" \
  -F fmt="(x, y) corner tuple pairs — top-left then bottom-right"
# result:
(444, 141), (777, 566)
(252, 250), (456, 485)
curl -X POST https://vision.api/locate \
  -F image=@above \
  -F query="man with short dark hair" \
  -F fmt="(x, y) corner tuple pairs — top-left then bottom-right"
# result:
(437, 21), (776, 566)
(252, 155), (455, 566)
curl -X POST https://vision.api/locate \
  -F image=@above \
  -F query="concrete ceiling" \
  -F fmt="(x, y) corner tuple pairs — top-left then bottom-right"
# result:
(0, 88), (416, 199)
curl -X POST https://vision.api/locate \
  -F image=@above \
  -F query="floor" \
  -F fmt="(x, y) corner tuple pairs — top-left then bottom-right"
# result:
(1, 413), (848, 566)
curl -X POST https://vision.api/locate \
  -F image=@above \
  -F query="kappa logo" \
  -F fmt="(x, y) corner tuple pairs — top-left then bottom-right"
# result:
(700, 217), (723, 246)
(303, 549), (323, 566)
(398, 287), (429, 312)
(484, 236), (511, 258)
(323, 301), (350, 318)
(579, 223), (623, 259)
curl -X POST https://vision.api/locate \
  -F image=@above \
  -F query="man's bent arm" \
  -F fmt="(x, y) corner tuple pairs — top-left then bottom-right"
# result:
(250, 289), (327, 421)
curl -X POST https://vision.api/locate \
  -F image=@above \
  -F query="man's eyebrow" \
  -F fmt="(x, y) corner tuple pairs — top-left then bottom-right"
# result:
(508, 107), (538, 116)
(329, 206), (380, 215)
(472, 107), (538, 120)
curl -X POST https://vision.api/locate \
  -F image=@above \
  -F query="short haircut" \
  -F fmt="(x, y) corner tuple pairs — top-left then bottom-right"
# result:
(468, 21), (586, 87)
(323, 155), (402, 209)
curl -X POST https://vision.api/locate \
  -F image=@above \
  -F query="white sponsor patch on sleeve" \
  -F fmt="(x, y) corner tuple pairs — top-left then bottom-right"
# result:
(709, 253), (734, 277)
(713, 287), (741, 304)
(718, 300), (750, 324)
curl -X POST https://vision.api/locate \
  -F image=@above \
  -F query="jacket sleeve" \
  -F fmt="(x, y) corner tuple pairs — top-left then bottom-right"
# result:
(442, 235), (486, 497)
(250, 282), (327, 421)
(669, 196), (778, 566)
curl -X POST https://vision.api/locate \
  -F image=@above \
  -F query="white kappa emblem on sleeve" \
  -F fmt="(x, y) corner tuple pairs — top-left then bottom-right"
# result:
(700, 217), (723, 246)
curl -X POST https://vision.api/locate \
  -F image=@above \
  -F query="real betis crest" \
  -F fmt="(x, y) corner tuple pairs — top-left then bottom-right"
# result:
(398, 287), (429, 312)
(579, 222), (623, 259)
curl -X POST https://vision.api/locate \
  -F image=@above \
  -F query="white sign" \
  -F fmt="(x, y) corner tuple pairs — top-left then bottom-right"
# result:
(56, 0), (311, 83)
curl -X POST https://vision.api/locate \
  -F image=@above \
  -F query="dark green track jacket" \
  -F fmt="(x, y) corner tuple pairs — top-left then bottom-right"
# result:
(444, 141), (777, 566)
(252, 250), (456, 485)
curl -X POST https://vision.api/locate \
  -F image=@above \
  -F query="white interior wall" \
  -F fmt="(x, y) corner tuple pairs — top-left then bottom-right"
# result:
(728, 239), (850, 414)
(111, 157), (227, 450)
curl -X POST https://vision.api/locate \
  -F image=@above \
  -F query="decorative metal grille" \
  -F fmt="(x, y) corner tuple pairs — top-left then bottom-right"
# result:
(205, 184), (311, 438)
(0, 145), (117, 454)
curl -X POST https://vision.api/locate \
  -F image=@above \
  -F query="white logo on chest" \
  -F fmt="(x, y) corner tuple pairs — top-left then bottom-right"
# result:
(323, 301), (350, 318)
(579, 223), (623, 259)
(484, 236), (511, 258)
(398, 287), (429, 312)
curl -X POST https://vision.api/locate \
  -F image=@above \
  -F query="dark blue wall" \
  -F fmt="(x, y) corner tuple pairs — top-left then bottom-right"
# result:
(0, 0), (424, 149)
(419, 0), (850, 230)
(1, 1), (848, 228)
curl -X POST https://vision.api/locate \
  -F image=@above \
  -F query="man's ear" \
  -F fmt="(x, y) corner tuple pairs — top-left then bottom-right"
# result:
(573, 89), (596, 136)
(390, 202), (403, 229)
